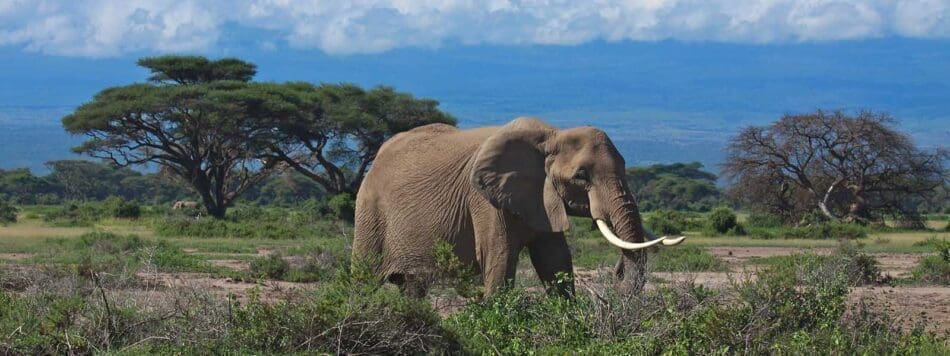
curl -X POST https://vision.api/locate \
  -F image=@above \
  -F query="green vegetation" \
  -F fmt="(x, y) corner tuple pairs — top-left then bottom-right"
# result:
(42, 197), (142, 227)
(0, 198), (16, 225)
(750, 242), (885, 285)
(747, 222), (868, 240)
(910, 238), (949, 285)
(249, 253), (290, 280)
(445, 247), (943, 354)
(746, 212), (783, 228)
(434, 240), (483, 298)
(626, 162), (722, 212)
(4, 241), (941, 355)
(1, 206), (948, 354)
(649, 245), (729, 272)
(704, 206), (740, 235)
(644, 209), (689, 235)
(62, 55), (454, 218)
(0, 265), (448, 354)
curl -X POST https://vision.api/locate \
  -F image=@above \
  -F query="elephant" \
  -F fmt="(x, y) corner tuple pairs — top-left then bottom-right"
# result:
(352, 117), (685, 297)
(172, 200), (200, 210)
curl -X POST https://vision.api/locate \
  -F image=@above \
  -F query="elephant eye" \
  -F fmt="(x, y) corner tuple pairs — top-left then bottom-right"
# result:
(573, 168), (589, 182)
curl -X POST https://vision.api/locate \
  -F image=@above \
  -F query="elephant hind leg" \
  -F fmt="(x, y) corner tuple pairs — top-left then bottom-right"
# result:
(352, 206), (386, 277)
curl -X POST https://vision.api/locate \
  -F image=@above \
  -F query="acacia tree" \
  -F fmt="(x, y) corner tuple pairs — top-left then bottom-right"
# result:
(62, 56), (302, 218)
(263, 83), (456, 195)
(724, 110), (946, 225)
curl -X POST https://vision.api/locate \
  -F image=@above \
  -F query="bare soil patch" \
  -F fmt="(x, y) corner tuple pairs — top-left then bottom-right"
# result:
(207, 259), (250, 271)
(850, 286), (950, 334)
(0, 253), (33, 261)
(136, 271), (312, 302)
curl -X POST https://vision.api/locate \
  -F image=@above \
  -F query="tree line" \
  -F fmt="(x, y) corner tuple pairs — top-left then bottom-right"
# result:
(0, 161), (331, 206)
(3, 55), (945, 225)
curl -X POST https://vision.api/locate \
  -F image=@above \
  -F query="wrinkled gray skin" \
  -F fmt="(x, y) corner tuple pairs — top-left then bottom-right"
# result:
(352, 117), (648, 297)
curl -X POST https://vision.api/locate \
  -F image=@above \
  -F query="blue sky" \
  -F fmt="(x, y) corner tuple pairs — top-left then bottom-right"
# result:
(1, 1), (948, 173)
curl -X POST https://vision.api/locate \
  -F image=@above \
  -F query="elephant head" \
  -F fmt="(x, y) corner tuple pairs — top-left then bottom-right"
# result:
(471, 117), (685, 292)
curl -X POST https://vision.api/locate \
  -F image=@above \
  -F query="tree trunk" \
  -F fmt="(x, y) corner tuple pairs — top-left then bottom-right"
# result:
(206, 206), (227, 219)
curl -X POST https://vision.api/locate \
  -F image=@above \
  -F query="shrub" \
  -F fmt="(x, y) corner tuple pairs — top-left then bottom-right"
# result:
(229, 266), (448, 354)
(786, 223), (867, 239)
(746, 212), (782, 228)
(153, 217), (317, 239)
(43, 198), (141, 226)
(751, 242), (883, 286)
(748, 222), (868, 240)
(705, 207), (738, 235)
(62, 231), (214, 275)
(103, 196), (141, 219)
(444, 247), (941, 355)
(644, 210), (686, 235)
(249, 254), (290, 280)
(910, 238), (949, 285)
(327, 193), (355, 221)
(434, 241), (482, 298)
(0, 198), (16, 225)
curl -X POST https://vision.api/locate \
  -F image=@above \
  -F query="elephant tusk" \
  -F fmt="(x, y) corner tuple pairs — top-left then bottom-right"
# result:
(661, 236), (687, 246)
(644, 229), (686, 246)
(596, 220), (666, 250)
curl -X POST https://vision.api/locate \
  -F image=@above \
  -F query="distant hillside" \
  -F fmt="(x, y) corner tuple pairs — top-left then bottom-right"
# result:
(2, 39), (948, 174)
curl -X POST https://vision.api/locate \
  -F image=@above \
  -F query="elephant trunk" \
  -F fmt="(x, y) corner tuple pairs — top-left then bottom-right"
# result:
(589, 177), (650, 293)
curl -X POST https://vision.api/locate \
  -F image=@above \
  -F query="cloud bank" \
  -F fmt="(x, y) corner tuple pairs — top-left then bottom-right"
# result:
(1, 0), (948, 57)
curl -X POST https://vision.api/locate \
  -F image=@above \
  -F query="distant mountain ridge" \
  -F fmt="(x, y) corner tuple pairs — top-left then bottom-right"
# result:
(2, 39), (948, 174)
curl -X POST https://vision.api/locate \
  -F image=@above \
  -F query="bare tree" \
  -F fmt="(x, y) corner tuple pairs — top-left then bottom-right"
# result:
(723, 110), (946, 225)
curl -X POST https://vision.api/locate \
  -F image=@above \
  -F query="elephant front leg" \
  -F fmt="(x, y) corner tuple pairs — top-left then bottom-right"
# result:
(480, 245), (520, 296)
(528, 233), (575, 297)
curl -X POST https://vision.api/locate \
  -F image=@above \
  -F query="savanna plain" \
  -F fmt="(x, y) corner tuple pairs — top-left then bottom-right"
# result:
(0, 201), (947, 354)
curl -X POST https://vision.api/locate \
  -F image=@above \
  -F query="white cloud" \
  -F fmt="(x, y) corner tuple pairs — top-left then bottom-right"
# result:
(1, 0), (948, 57)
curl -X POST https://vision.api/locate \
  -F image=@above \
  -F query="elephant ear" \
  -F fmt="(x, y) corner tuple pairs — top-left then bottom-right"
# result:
(471, 117), (570, 232)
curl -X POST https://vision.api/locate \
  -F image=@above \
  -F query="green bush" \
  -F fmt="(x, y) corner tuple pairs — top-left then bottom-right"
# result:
(249, 254), (290, 280)
(102, 196), (141, 219)
(327, 193), (355, 221)
(748, 222), (868, 240)
(746, 212), (782, 228)
(910, 238), (949, 285)
(444, 247), (941, 355)
(0, 198), (16, 225)
(751, 242), (883, 286)
(229, 267), (448, 354)
(644, 209), (686, 235)
(434, 241), (483, 298)
(705, 207), (738, 235)
(58, 231), (214, 275)
(284, 248), (346, 283)
(153, 216), (320, 239)
(43, 198), (141, 226)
